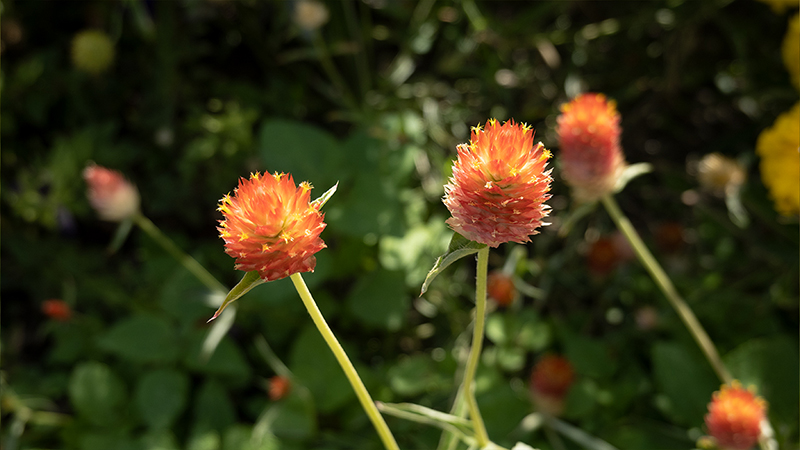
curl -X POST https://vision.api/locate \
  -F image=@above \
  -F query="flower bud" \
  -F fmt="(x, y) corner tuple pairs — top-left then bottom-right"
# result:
(268, 376), (292, 401)
(71, 30), (114, 75)
(42, 299), (72, 322)
(697, 153), (746, 197)
(83, 164), (140, 222)
(487, 271), (516, 307)
(530, 354), (574, 416)
(293, 0), (329, 32)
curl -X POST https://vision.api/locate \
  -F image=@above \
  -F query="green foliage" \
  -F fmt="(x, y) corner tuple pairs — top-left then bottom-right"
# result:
(2, 1), (798, 449)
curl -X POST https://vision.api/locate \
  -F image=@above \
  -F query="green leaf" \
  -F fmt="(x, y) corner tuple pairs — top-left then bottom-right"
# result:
(387, 354), (450, 397)
(420, 232), (487, 295)
(184, 330), (252, 386)
(99, 315), (178, 364)
(613, 162), (652, 193)
(258, 119), (342, 189)
(289, 325), (355, 413)
(69, 362), (127, 426)
(209, 271), (264, 322)
(264, 391), (317, 441)
(135, 369), (189, 429)
(346, 269), (409, 331)
(651, 341), (718, 425)
(194, 380), (237, 432)
(561, 328), (616, 379)
(311, 182), (338, 209)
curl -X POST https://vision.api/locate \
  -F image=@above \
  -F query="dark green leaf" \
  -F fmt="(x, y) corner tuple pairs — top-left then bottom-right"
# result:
(420, 232), (487, 295)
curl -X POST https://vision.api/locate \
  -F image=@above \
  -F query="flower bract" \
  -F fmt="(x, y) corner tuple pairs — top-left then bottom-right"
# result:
(218, 172), (326, 282)
(443, 119), (552, 248)
(556, 93), (625, 202)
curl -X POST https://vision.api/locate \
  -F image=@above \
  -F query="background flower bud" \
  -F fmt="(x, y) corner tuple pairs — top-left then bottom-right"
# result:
(83, 164), (140, 222)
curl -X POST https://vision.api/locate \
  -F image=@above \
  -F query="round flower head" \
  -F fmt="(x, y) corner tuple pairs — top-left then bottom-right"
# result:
(756, 102), (800, 216)
(218, 172), (326, 282)
(530, 354), (575, 416)
(705, 382), (767, 450)
(443, 119), (552, 248)
(83, 164), (140, 222)
(556, 93), (625, 203)
(487, 271), (516, 307)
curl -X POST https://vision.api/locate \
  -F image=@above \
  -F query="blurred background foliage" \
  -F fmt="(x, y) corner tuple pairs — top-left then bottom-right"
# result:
(1, 0), (798, 449)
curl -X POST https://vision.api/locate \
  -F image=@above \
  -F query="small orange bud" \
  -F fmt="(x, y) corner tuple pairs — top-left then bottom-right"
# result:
(218, 172), (326, 282)
(42, 299), (71, 322)
(268, 376), (291, 401)
(530, 354), (574, 416)
(443, 119), (553, 247)
(556, 93), (625, 203)
(487, 271), (516, 307)
(83, 164), (140, 222)
(705, 381), (766, 450)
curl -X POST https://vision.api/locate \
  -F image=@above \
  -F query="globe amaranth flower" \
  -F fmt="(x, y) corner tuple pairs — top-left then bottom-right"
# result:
(443, 119), (552, 248)
(218, 172), (326, 282)
(42, 299), (72, 322)
(71, 30), (115, 75)
(756, 102), (800, 216)
(705, 381), (767, 450)
(556, 93), (625, 203)
(487, 271), (516, 307)
(530, 354), (575, 416)
(83, 164), (140, 222)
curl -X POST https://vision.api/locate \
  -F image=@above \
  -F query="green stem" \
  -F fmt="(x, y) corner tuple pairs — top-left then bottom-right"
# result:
(600, 195), (732, 384)
(132, 213), (227, 294)
(290, 273), (400, 450)
(461, 247), (491, 448)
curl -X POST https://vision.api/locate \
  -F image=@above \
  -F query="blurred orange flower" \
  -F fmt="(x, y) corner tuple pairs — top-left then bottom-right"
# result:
(487, 271), (516, 306)
(42, 299), (71, 322)
(556, 93), (625, 202)
(268, 375), (292, 401)
(530, 354), (574, 416)
(705, 382), (766, 450)
(218, 172), (326, 282)
(443, 119), (552, 247)
(83, 164), (140, 222)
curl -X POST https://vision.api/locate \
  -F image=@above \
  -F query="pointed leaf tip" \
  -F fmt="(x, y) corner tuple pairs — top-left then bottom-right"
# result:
(312, 182), (338, 209)
(208, 271), (265, 321)
(419, 233), (487, 295)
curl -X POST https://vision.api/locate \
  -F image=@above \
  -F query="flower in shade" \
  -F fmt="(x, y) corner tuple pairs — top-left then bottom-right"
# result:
(783, 14), (800, 91)
(530, 354), (574, 416)
(556, 93), (625, 203)
(756, 102), (800, 216)
(71, 30), (114, 75)
(268, 375), (292, 401)
(41, 299), (72, 322)
(83, 164), (140, 222)
(218, 172), (326, 282)
(705, 381), (767, 450)
(293, 0), (329, 32)
(697, 153), (746, 197)
(487, 271), (516, 307)
(443, 119), (552, 247)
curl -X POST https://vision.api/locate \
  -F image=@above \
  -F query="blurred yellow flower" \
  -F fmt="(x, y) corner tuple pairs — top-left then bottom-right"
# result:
(757, 0), (799, 14)
(783, 14), (800, 91)
(756, 103), (800, 216)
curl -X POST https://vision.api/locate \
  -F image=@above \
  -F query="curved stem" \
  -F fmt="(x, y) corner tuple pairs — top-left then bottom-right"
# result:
(132, 213), (227, 294)
(290, 273), (400, 450)
(600, 195), (732, 384)
(461, 247), (491, 448)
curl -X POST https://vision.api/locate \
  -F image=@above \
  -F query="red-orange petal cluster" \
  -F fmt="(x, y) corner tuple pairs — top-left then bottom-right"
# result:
(705, 382), (766, 450)
(42, 299), (72, 322)
(268, 375), (292, 401)
(443, 119), (552, 247)
(556, 93), (625, 202)
(487, 271), (516, 307)
(530, 354), (575, 416)
(218, 172), (326, 282)
(83, 164), (140, 222)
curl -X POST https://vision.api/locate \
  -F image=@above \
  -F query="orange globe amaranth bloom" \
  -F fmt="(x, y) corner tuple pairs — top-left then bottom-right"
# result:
(42, 299), (72, 322)
(530, 354), (575, 416)
(218, 172), (327, 282)
(83, 164), (140, 222)
(443, 119), (552, 247)
(705, 382), (767, 450)
(556, 93), (625, 202)
(487, 271), (516, 306)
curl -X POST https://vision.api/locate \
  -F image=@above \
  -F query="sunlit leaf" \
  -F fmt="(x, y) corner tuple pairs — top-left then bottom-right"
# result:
(420, 232), (487, 295)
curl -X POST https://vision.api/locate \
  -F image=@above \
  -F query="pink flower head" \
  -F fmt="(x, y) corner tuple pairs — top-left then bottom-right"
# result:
(443, 119), (553, 247)
(83, 164), (140, 221)
(705, 382), (766, 450)
(217, 172), (326, 282)
(556, 93), (625, 202)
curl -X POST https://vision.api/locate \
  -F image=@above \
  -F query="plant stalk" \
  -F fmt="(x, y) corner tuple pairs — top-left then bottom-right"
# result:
(290, 273), (400, 450)
(132, 213), (227, 294)
(600, 195), (732, 384)
(461, 247), (491, 448)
